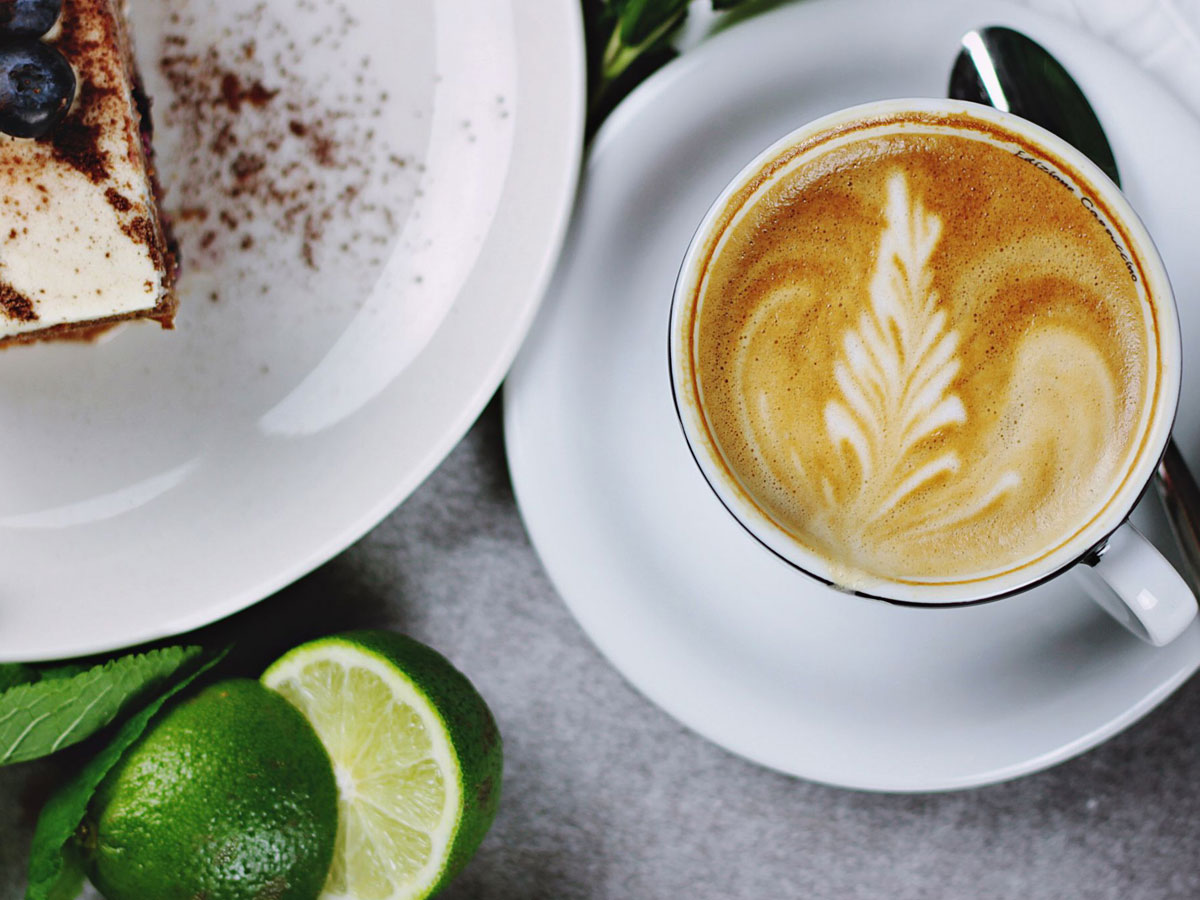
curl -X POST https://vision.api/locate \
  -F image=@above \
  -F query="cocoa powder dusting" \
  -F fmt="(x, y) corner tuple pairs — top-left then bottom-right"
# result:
(0, 284), (37, 322)
(157, 2), (405, 273)
(49, 90), (110, 184)
(122, 216), (164, 270)
(105, 188), (133, 212)
(231, 152), (266, 182)
(47, 3), (115, 183)
(219, 72), (278, 113)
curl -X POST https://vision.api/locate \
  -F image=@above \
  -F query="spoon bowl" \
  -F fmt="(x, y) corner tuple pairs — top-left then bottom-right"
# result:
(950, 26), (1119, 184)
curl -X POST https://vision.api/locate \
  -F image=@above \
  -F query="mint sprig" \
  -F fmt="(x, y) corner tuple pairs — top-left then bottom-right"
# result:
(0, 646), (203, 766)
(25, 648), (228, 900)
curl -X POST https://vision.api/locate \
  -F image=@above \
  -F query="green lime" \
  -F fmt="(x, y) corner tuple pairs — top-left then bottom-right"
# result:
(83, 679), (338, 900)
(262, 631), (502, 900)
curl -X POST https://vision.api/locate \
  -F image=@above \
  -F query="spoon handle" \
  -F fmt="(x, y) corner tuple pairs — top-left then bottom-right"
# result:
(1156, 439), (1200, 593)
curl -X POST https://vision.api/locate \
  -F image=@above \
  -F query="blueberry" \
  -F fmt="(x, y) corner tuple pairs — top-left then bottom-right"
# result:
(0, 37), (73, 139)
(0, 0), (61, 38)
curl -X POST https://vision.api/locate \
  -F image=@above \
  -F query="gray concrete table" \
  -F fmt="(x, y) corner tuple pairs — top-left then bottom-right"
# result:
(3, 396), (1200, 899)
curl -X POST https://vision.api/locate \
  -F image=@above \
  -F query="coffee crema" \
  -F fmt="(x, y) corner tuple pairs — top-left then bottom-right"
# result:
(684, 114), (1162, 587)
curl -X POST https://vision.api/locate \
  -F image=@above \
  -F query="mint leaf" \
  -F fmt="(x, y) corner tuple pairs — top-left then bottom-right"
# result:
(25, 648), (228, 900)
(0, 664), (40, 692)
(0, 646), (203, 765)
(0, 661), (95, 697)
(33, 664), (88, 682)
(35, 843), (83, 900)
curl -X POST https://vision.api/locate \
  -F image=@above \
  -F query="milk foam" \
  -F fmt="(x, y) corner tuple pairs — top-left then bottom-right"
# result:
(691, 126), (1155, 584)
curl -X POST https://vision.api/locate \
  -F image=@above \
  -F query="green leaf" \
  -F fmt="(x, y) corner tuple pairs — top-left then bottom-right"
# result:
(0, 646), (203, 766)
(37, 843), (83, 900)
(617, 0), (688, 46)
(0, 664), (40, 693)
(33, 664), (88, 682)
(25, 648), (228, 900)
(583, 0), (798, 133)
(588, 0), (686, 132)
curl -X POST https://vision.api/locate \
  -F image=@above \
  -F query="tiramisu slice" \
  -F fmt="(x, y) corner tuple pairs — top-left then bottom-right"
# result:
(0, 0), (176, 345)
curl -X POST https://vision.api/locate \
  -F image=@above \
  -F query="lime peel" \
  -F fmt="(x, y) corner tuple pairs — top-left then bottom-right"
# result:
(82, 678), (338, 900)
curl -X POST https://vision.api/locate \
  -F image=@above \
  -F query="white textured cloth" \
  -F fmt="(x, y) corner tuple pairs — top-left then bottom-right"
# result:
(1022, 0), (1200, 115)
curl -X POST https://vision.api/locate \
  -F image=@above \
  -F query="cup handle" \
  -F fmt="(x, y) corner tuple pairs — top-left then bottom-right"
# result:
(1074, 523), (1198, 646)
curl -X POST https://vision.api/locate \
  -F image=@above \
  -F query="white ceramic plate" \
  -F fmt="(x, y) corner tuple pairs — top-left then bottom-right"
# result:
(505, 0), (1200, 791)
(0, 0), (584, 661)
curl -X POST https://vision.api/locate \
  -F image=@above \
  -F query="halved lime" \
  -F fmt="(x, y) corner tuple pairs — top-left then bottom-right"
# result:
(262, 631), (502, 900)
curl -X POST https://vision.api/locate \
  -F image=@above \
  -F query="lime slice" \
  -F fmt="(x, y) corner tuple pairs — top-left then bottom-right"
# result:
(262, 631), (502, 900)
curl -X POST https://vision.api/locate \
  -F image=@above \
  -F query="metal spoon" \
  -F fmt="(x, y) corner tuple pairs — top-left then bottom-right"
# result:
(950, 25), (1200, 591)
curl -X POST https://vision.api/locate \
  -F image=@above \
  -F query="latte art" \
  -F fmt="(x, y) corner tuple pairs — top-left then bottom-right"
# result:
(819, 172), (991, 528)
(687, 119), (1160, 586)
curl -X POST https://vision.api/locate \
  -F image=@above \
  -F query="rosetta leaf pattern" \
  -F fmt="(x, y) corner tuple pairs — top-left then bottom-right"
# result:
(823, 171), (968, 521)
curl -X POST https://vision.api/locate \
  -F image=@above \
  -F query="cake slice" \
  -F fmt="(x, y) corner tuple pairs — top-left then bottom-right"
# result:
(0, 0), (176, 345)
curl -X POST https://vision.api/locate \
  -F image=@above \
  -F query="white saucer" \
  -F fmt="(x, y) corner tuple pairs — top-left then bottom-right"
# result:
(0, 0), (583, 661)
(505, 0), (1200, 791)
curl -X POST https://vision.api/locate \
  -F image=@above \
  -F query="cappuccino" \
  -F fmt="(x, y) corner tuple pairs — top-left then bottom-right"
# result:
(678, 111), (1165, 588)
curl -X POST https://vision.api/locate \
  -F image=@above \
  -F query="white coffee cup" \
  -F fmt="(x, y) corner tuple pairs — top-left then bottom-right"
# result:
(669, 98), (1197, 645)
